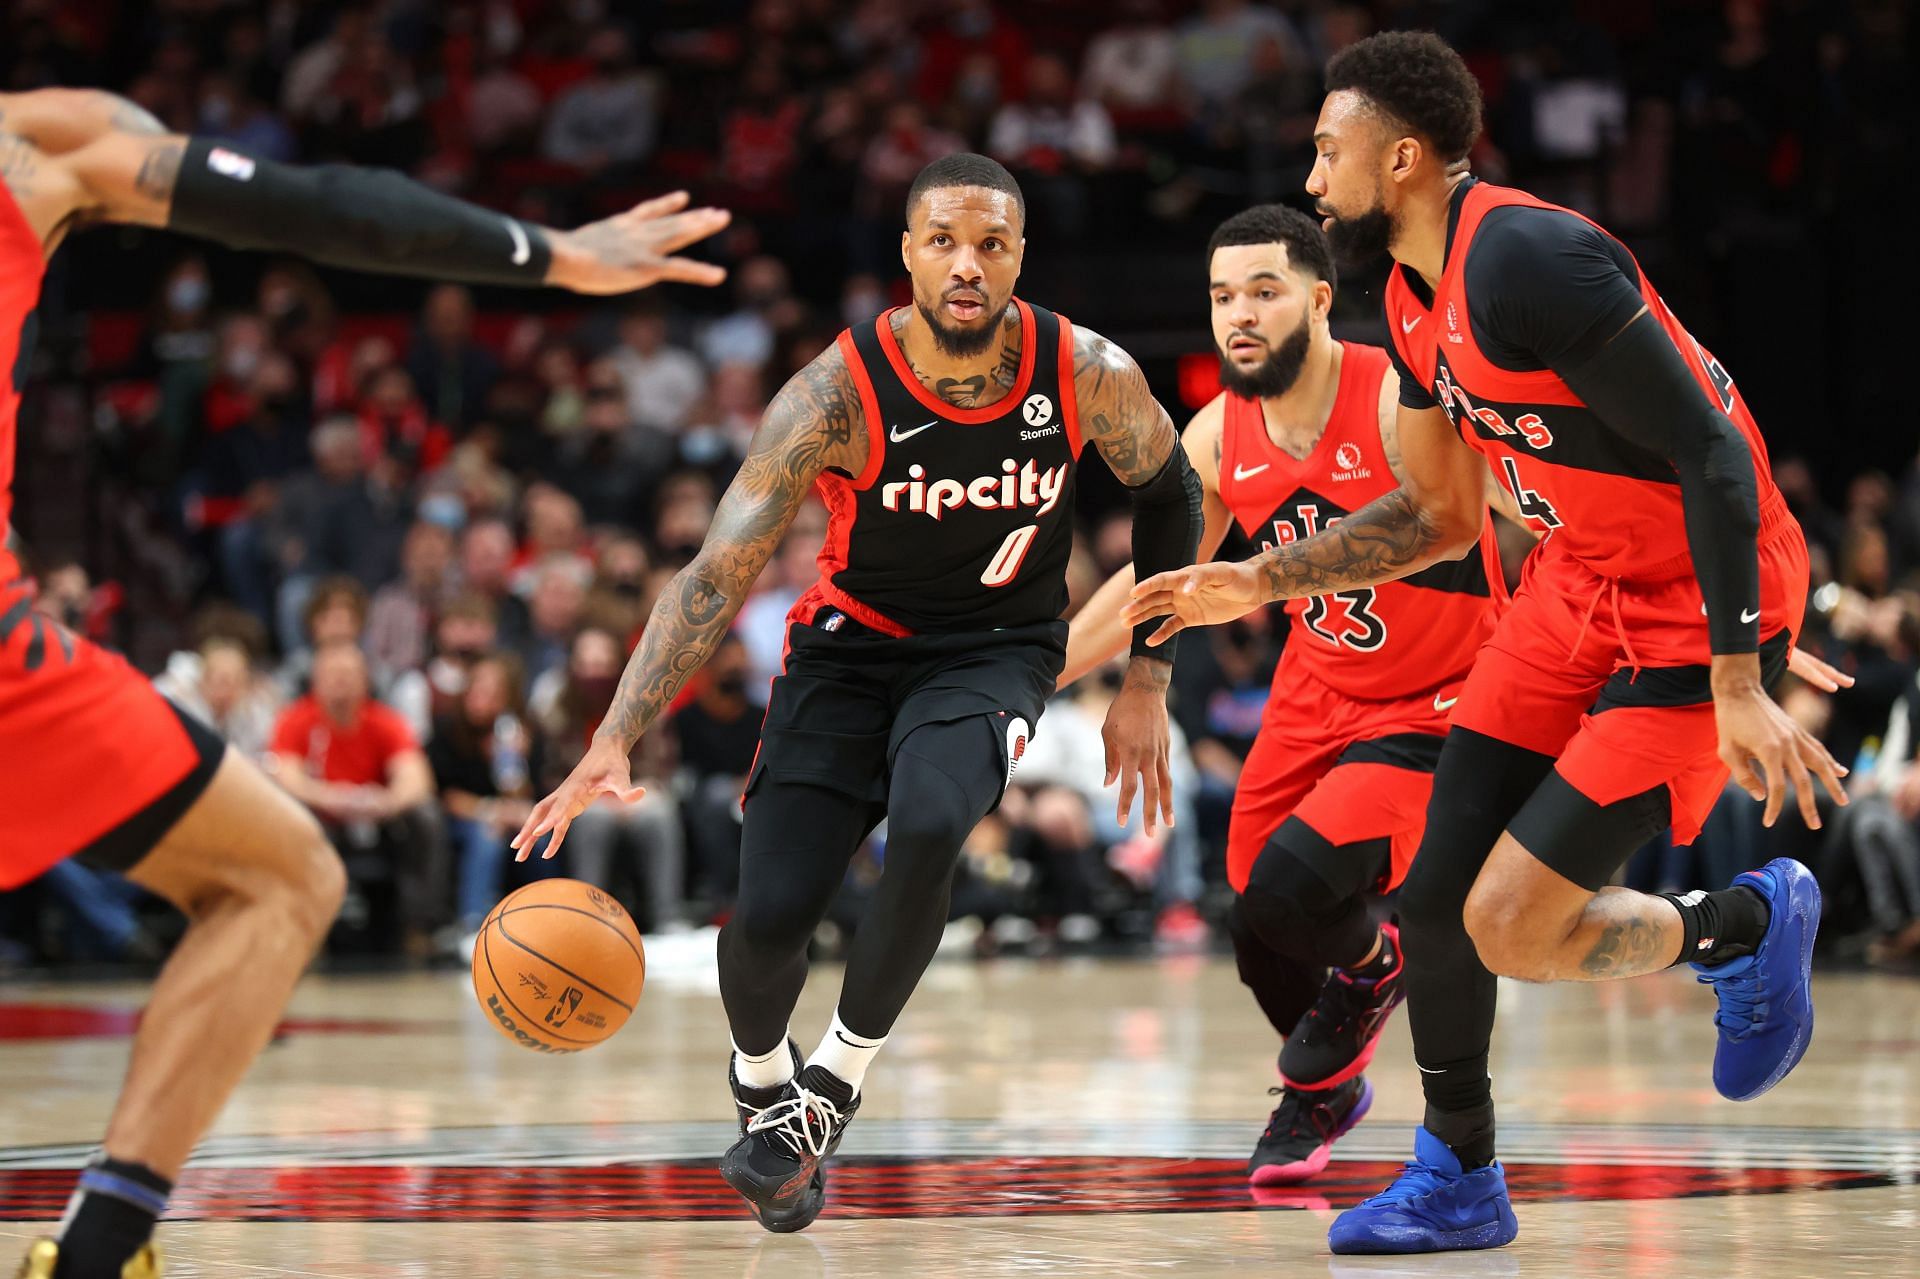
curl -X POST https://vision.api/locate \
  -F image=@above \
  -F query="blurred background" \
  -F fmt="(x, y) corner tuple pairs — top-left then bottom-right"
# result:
(2, 0), (1915, 976)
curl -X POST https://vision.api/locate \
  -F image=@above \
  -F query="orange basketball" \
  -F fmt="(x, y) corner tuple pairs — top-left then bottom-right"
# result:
(471, 878), (645, 1053)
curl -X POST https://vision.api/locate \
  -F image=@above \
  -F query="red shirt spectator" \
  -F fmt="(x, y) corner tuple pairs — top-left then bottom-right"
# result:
(272, 684), (417, 786)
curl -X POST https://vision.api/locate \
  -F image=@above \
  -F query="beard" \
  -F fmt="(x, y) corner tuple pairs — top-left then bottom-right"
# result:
(1218, 315), (1312, 399)
(915, 292), (1003, 359)
(1322, 202), (1396, 268)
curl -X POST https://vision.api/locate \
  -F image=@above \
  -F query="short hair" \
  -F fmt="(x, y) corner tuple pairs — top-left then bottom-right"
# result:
(1206, 205), (1337, 291)
(303, 575), (368, 635)
(1325, 31), (1483, 164)
(905, 153), (1026, 231)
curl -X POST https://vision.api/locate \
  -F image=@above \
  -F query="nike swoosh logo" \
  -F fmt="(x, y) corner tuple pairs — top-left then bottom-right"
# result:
(833, 1029), (879, 1049)
(1232, 462), (1270, 480)
(890, 421), (937, 442)
(505, 218), (530, 266)
(1741, 607), (1761, 623)
(1416, 1064), (1444, 1074)
(1434, 695), (1459, 712)
(1401, 315), (1421, 334)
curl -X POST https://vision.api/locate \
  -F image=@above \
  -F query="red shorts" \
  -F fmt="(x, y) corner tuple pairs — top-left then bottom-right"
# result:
(1451, 500), (1809, 845)
(1225, 663), (1461, 895)
(0, 568), (222, 889)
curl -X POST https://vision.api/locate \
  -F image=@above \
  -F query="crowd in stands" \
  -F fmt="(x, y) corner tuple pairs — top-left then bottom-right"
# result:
(1, 0), (1914, 972)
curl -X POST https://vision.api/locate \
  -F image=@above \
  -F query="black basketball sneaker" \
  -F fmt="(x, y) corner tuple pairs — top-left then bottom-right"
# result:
(720, 1064), (861, 1233)
(1248, 1076), (1373, 1185)
(1279, 921), (1406, 1089)
(726, 1040), (824, 1232)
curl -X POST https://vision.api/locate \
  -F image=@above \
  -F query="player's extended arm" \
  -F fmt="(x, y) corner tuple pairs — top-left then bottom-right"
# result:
(1122, 400), (1485, 642)
(1072, 325), (1204, 832)
(1060, 400), (1232, 688)
(15, 87), (727, 293)
(511, 349), (864, 857)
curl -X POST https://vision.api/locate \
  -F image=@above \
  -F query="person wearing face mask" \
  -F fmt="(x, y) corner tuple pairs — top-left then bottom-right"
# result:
(387, 593), (500, 745)
(668, 634), (769, 910)
(533, 627), (686, 932)
(428, 653), (552, 941)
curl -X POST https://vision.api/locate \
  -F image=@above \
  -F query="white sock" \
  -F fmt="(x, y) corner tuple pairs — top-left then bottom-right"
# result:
(732, 1033), (794, 1090)
(807, 1010), (888, 1095)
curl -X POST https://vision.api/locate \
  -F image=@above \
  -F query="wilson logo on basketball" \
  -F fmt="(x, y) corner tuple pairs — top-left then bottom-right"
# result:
(485, 994), (577, 1055)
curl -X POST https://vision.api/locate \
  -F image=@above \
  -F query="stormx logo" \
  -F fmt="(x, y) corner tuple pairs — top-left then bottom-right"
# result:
(882, 458), (1069, 521)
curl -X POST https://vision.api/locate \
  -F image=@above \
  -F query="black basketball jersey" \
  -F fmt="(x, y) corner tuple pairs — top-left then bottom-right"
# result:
(816, 299), (1083, 635)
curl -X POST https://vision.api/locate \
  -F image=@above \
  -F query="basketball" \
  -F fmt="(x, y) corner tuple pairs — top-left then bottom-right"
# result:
(470, 879), (646, 1054)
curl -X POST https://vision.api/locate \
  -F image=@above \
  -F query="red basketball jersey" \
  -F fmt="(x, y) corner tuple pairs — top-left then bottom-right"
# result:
(0, 177), (47, 568)
(1217, 341), (1498, 703)
(1384, 181), (1786, 581)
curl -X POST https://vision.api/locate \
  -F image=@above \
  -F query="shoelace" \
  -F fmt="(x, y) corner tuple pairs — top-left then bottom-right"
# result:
(747, 1085), (845, 1158)
(1700, 967), (1768, 1038)
(1364, 1155), (1452, 1206)
(1261, 1087), (1344, 1142)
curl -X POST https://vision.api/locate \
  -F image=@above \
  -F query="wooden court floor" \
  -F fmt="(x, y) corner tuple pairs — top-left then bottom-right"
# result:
(2, 941), (1916, 1276)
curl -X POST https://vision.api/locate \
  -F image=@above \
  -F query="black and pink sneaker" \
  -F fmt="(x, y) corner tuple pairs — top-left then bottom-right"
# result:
(1248, 1076), (1374, 1186)
(1279, 921), (1406, 1090)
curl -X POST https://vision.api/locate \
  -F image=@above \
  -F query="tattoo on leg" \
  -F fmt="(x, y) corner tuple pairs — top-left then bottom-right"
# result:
(1579, 914), (1667, 978)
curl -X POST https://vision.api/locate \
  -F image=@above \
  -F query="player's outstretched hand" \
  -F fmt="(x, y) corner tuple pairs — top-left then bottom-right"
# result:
(1101, 661), (1176, 835)
(1714, 680), (1848, 829)
(510, 737), (647, 861)
(1120, 560), (1267, 646)
(1785, 646), (1855, 693)
(545, 191), (731, 294)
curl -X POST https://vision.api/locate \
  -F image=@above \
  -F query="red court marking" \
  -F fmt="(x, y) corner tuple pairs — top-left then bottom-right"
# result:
(0, 1003), (423, 1043)
(0, 1159), (1897, 1223)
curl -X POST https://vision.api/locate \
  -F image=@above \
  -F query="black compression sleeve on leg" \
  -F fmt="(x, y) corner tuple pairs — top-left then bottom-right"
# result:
(1127, 446), (1204, 662)
(167, 138), (553, 287)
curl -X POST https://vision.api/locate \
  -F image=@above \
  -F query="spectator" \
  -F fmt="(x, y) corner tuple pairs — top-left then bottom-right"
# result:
(268, 416), (408, 649)
(668, 634), (765, 911)
(197, 352), (309, 625)
(988, 53), (1117, 236)
(365, 520), (457, 679)
(858, 100), (966, 220)
(609, 299), (708, 432)
(918, 0), (1032, 108)
(552, 384), (672, 528)
(467, 48), (544, 157)
(535, 627), (687, 931)
(405, 285), (500, 435)
(278, 575), (371, 698)
(458, 517), (534, 653)
(720, 54), (808, 212)
(699, 256), (801, 371)
(1080, 0), (1183, 122)
(357, 364), (452, 482)
(428, 653), (553, 938)
(518, 554), (591, 684)
(196, 72), (297, 163)
(1176, 0), (1305, 117)
(268, 642), (440, 955)
(156, 635), (284, 761)
(540, 26), (663, 175)
(512, 486), (593, 594)
(389, 591), (500, 744)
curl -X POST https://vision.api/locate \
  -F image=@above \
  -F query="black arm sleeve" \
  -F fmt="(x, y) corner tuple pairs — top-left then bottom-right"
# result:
(1128, 445), (1205, 663)
(1466, 208), (1761, 654)
(167, 138), (552, 287)
(1557, 315), (1761, 653)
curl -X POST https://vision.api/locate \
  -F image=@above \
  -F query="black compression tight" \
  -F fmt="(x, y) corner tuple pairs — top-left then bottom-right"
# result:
(718, 716), (1008, 1054)
(1397, 728), (1556, 1151)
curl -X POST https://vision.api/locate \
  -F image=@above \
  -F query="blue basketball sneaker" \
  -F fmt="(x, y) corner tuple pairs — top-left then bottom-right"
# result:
(1692, 857), (1820, 1102)
(1327, 1126), (1518, 1255)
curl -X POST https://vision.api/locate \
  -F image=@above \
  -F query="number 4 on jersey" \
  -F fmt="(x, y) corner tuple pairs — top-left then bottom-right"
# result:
(1499, 456), (1562, 528)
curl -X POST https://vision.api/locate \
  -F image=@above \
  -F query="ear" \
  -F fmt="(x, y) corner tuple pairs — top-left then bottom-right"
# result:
(900, 230), (912, 274)
(1311, 278), (1334, 322)
(1388, 135), (1424, 185)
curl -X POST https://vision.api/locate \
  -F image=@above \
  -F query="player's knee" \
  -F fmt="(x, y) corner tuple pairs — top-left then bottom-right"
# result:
(1234, 880), (1308, 953)
(726, 897), (816, 966)
(276, 811), (346, 943)
(884, 777), (977, 880)
(1462, 883), (1543, 981)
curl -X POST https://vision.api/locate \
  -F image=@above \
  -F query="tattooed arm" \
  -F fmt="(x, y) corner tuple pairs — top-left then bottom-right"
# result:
(0, 87), (728, 291)
(1122, 401), (1487, 641)
(512, 348), (864, 858)
(1071, 325), (1200, 833)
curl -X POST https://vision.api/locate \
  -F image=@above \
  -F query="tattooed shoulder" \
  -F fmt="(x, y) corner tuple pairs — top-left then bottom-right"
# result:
(1072, 323), (1176, 486)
